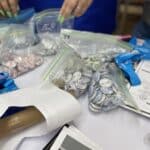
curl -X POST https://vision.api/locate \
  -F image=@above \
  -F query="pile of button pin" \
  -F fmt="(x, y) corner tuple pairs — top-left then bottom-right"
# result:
(1, 53), (44, 78)
(84, 55), (113, 71)
(36, 33), (59, 56)
(53, 68), (93, 98)
(88, 63), (123, 113)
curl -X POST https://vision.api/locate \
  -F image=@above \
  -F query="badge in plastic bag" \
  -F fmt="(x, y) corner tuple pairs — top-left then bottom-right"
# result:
(88, 63), (137, 113)
(33, 9), (74, 33)
(1, 23), (38, 50)
(33, 33), (59, 56)
(43, 41), (92, 98)
(0, 51), (44, 78)
(61, 29), (131, 71)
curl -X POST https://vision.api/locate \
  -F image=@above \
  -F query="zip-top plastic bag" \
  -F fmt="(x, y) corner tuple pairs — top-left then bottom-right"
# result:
(33, 9), (74, 34)
(32, 32), (60, 56)
(43, 41), (92, 98)
(0, 24), (43, 78)
(30, 9), (73, 56)
(61, 29), (131, 71)
(0, 25), (10, 43)
(0, 8), (35, 43)
(88, 63), (138, 113)
(0, 49), (44, 78)
(1, 23), (38, 50)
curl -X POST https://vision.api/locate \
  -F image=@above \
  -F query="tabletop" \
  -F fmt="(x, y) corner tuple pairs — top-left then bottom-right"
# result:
(1, 58), (150, 150)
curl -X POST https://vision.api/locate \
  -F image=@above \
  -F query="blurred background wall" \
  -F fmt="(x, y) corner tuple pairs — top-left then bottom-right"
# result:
(116, 0), (144, 34)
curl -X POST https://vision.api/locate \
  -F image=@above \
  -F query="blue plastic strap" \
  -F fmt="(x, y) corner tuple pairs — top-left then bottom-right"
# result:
(0, 8), (35, 24)
(115, 37), (150, 86)
(0, 72), (18, 94)
(115, 53), (141, 86)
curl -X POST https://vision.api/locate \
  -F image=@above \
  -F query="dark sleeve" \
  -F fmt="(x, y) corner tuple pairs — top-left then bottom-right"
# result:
(143, 0), (150, 26)
(19, 0), (32, 10)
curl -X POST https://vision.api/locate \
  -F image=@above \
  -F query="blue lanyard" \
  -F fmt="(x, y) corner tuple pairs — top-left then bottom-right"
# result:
(115, 37), (150, 86)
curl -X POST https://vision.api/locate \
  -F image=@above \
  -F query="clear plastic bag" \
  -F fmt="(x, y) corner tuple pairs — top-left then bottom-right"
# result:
(43, 41), (92, 98)
(61, 29), (131, 71)
(0, 23), (44, 78)
(0, 48), (44, 78)
(0, 25), (10, 43)
(33, 9), (74, 33)
(32, 33), (59, 56)
(1, 23), (38, 50)
(88, 63), (131, 113)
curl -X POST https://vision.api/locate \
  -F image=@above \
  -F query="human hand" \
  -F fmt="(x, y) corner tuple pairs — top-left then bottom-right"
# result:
(0, 0), (19, 17)
(59, 0), (93, 22)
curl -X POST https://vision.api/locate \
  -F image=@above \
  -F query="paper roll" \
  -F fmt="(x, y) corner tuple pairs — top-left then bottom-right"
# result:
(0, 84), (81, 139)
(0, 107), (44, 139)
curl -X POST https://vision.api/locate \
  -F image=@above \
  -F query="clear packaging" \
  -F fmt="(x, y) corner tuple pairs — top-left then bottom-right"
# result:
(1, 23), (38, 50)
(43, 41), (92, 98)
(0, 25), (11, 43)
(88, 63), (129, 113)
(32, 33), (60, 56)
(33, 9), (74, 34)
(0, 23), (44, 78)
(61, 29), (131, 71)
(0, 50), (44, 78)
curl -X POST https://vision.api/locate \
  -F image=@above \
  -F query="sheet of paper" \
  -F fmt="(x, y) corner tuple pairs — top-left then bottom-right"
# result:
(123, 61), (150, 117)
(0, 83), (81, 130)
(0, 83), (81, 150)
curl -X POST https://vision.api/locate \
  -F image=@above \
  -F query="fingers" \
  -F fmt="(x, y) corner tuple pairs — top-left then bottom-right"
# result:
(0, 0), (12, 17)
(9, 0), (18, 14)
(73, 0), (93, 17)
(0, 0), (18, 17)
(60, 0), (93, 21)
(0, 4), (5, 16)
(60, 0), (78, 19)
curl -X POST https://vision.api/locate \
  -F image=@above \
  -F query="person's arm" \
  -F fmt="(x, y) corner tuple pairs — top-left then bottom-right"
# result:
(60, 0), (93, 21)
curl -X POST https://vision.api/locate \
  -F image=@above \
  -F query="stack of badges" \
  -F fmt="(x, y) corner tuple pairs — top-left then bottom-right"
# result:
(1, 53), (43, 78)
(36, 33), (59, 56)
(40, 37), (57, 55)
(88, 68), (123, 113)
(53, 69), (93, 98)
(84, 55), (113, 71)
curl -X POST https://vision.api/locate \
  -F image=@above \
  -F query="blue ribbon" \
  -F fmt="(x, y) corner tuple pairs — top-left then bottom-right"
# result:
(0, 72), (20, 118)
(0, 8), (35, 24)
(115, 37), (150, 86)
(0, 72), (18, 94)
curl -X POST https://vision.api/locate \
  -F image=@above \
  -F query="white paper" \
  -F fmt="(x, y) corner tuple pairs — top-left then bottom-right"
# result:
(16, 128), (59, 150)
(0, 122), (49, 150)
(123, 61), (150, 117)
(0, 83), (81, 150)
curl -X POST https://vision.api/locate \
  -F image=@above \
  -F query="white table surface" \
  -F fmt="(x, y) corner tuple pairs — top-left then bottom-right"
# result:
(1, 58), (150, 150)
